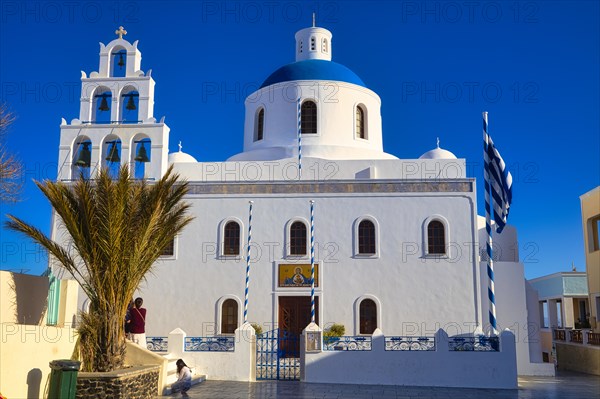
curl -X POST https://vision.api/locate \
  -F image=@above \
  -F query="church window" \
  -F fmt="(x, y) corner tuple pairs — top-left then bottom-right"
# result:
(255, 108), (264, 141)
(310, 36), (316, 51)
(301, 101), (317, 134)
(221, 299), (238, 334)
(223, 221), (241, 256)
(290, 221), (307, 255)
(299, 40), (303, 53)
(359, 299), (377, 334)
(161, 238), (175, 257)
(322, 38), (328, 53)
(427, 220), (446, 255)
(356, 106), (366, 139)
(358, 220), (376, 254)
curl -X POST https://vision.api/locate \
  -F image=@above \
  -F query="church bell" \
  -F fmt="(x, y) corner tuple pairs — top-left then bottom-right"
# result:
(126, 95), (137, 111)
(105, 142), (120, 163)
(98, 96), (110, 112)
(118, 53), (125, 69)
(134, 144), (150, 163)
(75, 143), (91, 167)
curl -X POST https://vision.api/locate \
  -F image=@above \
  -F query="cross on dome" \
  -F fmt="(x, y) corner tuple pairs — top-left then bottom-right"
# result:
(115, 26), (127, 39)
(178, 141), (183, 152)
(436, 137), (440, 148)
(312, 12), (316, 27)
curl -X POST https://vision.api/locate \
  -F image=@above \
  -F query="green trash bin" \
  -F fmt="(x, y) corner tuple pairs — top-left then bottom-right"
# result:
(48, 360), (81, 399)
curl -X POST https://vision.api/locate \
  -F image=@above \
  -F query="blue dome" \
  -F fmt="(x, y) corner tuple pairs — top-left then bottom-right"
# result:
(260, 59), (366, 89)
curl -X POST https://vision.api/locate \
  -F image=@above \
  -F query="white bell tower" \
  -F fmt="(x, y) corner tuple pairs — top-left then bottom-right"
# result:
(57, 26), (170, 181)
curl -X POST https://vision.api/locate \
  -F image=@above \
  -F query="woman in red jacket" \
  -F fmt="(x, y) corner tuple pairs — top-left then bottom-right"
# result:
(129, 297), (147, 347)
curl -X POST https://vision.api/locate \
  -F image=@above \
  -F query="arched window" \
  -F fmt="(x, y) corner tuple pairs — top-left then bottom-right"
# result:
(93, 89), (112, 124)
(427, 220), (446, 255)
(356, 106), (366, 139)
(290, 221), (307, 255)
(111, 49), (127, 78)
(132, 137), (151, 180)
(103, 137), (122, 178)
(223, 221), (241, 255)
(310, 36), (316, 51)
(322, 38), (328, 53)
(359, 299), (377, 334)
(72, 137), (92, 180)
(301, 101), (317, 134)
(120, 89), (139, 123)
(358, 220), (376, 254)
(255, 108), (264, 141)
(221, 299), (238, 334)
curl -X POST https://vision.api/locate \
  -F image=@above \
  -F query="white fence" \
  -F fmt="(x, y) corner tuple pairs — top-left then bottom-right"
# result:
(301, 328), (517, 389)
(147, 324), (517, 388)
(158, 324), (256, 381)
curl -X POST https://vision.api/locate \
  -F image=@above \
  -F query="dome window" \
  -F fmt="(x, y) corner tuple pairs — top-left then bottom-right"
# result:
(299, 40), (303, 53)
(322, 38), (328, 53)
(356, 106), (366, 139)
(255, 108), (264, 141)
(310, 36), (316, 51)
(301, 101), (317, 134)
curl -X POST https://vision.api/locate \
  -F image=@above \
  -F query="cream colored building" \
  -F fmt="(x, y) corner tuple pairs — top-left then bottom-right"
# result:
(581, 186), (600, 332)
(0, 271), (79, 399)
(528, 271), (589, 364)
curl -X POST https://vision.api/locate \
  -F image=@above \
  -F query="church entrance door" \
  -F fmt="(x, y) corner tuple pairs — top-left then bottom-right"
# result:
(278, 296), (319, 356)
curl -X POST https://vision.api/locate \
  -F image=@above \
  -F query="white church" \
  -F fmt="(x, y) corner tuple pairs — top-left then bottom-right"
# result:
(53, 23), (554, 383)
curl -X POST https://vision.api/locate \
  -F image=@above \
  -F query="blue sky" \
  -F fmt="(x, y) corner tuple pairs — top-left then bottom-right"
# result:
(0, 1), (598, 279)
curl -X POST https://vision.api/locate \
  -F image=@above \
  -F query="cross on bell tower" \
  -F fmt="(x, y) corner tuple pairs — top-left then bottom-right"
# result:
(115, 26), (127, 39)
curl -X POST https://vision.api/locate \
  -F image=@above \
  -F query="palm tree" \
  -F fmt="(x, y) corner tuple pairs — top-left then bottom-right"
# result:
(5, 165), (193, 372)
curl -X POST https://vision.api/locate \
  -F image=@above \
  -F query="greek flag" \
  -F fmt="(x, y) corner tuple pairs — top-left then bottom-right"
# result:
(484, 126), (513, 233)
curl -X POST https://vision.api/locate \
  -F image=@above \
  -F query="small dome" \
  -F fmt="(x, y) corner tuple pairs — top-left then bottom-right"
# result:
(260, 60), (366, 89)
(168, 151), (197, 163)
(168, 142), (197, 163)
(419, 139), (457, 159)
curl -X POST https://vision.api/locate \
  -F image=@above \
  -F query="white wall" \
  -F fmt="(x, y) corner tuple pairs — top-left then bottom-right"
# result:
(302, 329), (517, 389)
(140, 185), (480, 339)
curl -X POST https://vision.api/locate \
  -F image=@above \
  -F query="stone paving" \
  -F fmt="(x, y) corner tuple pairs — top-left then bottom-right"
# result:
(158, 371), (599, 399)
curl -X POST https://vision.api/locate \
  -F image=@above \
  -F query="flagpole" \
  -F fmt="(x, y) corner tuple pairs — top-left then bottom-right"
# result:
(243, 200), (254, 323)
(297, 97), (302, 180)
(483, 111), (498, 335)
(310, 200), (315, 324)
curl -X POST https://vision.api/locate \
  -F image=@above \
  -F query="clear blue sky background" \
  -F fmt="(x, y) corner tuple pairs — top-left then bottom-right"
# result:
(0, 1), (598, 278)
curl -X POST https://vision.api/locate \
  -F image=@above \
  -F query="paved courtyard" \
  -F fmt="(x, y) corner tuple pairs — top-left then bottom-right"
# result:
(158, 370), (599, 398)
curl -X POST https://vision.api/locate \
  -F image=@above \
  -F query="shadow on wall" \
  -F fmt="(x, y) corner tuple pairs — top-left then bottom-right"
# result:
(27, 368), (43, 399)
(10, 273), (48, 324)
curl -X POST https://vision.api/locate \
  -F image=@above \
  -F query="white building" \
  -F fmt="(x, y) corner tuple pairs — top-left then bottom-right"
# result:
(53, 24), (553, 378)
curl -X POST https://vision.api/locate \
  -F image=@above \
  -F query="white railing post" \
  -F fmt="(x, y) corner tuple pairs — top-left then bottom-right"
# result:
(168, 328), (187, 358)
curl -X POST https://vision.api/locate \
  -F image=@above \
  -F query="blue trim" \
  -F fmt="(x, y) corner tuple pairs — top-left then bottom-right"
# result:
(260, 60), (366, 89)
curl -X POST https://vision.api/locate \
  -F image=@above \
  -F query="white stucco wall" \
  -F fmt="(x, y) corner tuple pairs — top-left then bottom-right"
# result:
(139, 182), (480, 339)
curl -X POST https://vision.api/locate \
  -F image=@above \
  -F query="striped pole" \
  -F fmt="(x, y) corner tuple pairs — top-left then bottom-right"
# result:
(310, 200), (315, 323)
(483, 112), (497, 335)
(297, 97), (302, 179)
(243, 200), (254, 323)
